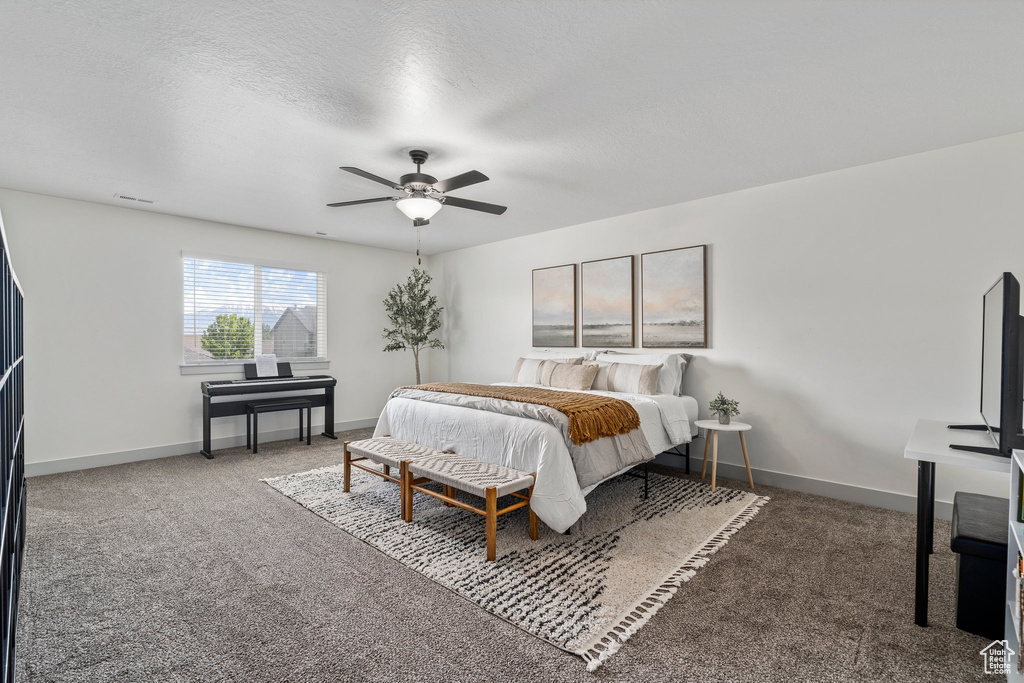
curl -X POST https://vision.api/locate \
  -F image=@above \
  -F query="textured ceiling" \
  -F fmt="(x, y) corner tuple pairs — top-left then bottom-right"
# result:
(1, 1), (1022, 254)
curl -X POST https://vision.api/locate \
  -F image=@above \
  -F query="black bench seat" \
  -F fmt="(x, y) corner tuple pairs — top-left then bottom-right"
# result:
(246, 398), (312, 454)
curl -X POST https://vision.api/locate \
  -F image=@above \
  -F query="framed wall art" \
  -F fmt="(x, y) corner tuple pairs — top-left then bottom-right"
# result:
(532, 263), (577, 347)
(582, 255), (634, 347)
(641, 245), (707, 348)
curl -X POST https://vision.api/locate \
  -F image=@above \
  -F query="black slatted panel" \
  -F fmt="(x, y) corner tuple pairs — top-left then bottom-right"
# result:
(0, 229), (25, 683)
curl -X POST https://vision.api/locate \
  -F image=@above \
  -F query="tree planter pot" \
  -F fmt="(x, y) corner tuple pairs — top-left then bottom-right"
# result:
(718, 414), (731, 425)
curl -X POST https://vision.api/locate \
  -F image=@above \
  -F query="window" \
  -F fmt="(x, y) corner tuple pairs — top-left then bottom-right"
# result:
(183, 256), (327, 365)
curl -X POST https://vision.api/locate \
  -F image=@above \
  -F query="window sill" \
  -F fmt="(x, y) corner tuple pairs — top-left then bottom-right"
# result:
(179, 360), (331, 376)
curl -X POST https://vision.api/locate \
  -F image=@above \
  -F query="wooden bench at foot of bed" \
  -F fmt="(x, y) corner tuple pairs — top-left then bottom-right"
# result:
(342, 436), (538, 561)
(343, 436), (449, 518)
(406, 454), (538, 562)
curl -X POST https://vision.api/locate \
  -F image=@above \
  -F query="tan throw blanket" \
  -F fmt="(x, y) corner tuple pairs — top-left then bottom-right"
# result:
(401, 383), (640, 445)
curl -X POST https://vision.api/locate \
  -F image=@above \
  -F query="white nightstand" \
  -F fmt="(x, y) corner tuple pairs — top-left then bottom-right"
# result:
(693, 419), (755, 492)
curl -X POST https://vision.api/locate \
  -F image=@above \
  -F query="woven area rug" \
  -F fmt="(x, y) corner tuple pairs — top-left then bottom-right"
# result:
(264, 466), (768, 670)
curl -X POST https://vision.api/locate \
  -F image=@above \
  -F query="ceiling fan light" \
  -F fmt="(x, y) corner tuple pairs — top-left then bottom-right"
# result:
(396, 196), (442, 221)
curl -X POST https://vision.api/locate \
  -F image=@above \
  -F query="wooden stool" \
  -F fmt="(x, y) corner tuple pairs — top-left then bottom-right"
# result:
(343, 436), (450, 518)
(694, 419), (754, 493)
(406, 454), (539, 561)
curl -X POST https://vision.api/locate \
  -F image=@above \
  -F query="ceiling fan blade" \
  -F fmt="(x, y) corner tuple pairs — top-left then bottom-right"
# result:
(442, 195), (507, 215)
(433, 170), (489, 193)
(413, 218), (430, 227)
(326, 196), (397, 207)
(340, 167), (404, 190)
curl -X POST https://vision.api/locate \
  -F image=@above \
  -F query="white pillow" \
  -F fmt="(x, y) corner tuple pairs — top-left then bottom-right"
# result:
(511, 356), (582, 384)
(540, 361), (599, 391)
(588, 361), (660, 395)
(595, 352), (691, 395)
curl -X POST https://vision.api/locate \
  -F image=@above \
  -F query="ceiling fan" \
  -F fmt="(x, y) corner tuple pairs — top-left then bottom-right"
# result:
(327, 150), (507, 227)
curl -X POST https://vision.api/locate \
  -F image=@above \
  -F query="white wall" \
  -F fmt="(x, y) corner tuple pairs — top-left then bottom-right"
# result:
(429, 132), (1024, 511)
(0, 188), (423, 470)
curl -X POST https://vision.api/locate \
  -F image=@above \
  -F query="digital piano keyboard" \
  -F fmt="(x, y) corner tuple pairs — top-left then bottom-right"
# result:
(202, 374), (337, 396)
(200, 367), (338, 459)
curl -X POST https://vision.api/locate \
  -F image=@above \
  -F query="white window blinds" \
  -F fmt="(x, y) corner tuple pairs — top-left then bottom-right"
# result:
(183, 257), (327, 364)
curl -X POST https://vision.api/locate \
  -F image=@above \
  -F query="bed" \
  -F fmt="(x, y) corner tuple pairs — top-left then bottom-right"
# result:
(372, 353), (698, 533)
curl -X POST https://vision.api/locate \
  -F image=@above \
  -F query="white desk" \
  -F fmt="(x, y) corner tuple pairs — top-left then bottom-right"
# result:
(904, 419), (1011, 627)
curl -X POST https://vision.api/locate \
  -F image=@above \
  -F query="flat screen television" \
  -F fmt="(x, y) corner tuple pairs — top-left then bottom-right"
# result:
(950, 272), (1024, 456)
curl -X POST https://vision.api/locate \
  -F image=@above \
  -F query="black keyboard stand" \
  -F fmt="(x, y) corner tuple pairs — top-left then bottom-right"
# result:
(200, 375), (337, 458)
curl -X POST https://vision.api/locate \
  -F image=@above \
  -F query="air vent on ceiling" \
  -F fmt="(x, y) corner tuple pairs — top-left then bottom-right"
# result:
(113, 193), (156, 204)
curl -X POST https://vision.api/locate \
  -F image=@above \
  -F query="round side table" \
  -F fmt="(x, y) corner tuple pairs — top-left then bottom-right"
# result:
(693, 419), (754, 492)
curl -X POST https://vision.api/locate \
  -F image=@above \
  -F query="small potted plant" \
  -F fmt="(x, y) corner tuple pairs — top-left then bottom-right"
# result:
(708, 392), (740, 425)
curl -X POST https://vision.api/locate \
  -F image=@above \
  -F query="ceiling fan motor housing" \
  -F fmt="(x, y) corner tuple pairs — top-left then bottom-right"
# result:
(399, 173), (438, 191)
(403, 150), (435, 189)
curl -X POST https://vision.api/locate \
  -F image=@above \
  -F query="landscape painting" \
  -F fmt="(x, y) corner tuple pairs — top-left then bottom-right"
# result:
(641, 245), (707, 348)
(582, 255), (634, 347)
(532, 264), (577, 347)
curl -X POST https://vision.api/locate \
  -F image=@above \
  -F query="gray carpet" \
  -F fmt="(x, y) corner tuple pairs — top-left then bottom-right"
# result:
(17, 429), (992, 682)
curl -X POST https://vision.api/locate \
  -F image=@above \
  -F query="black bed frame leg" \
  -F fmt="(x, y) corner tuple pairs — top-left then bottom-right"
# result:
(684, 443), (690, 475)
(644, 462), (649, 499)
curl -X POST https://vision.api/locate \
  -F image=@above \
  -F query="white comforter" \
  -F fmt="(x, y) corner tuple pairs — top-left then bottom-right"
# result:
(373, 385), (695, 532)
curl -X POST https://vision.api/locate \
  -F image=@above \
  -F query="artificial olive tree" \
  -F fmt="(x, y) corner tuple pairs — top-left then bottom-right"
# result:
(382, 268), (444, 384)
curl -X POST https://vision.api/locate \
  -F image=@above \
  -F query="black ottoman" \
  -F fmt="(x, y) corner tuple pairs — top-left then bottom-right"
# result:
(950, 491), (1009, 640)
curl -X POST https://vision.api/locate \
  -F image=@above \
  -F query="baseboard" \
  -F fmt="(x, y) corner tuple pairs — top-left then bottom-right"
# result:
(25, 418), (378, 477)
(28, 425), (954, 520)
(653, 450), (955, 521)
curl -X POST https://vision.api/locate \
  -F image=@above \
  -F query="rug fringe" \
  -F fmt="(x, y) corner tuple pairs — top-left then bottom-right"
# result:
(577, 494), (769, 672)
(259, 463), (340, 484)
